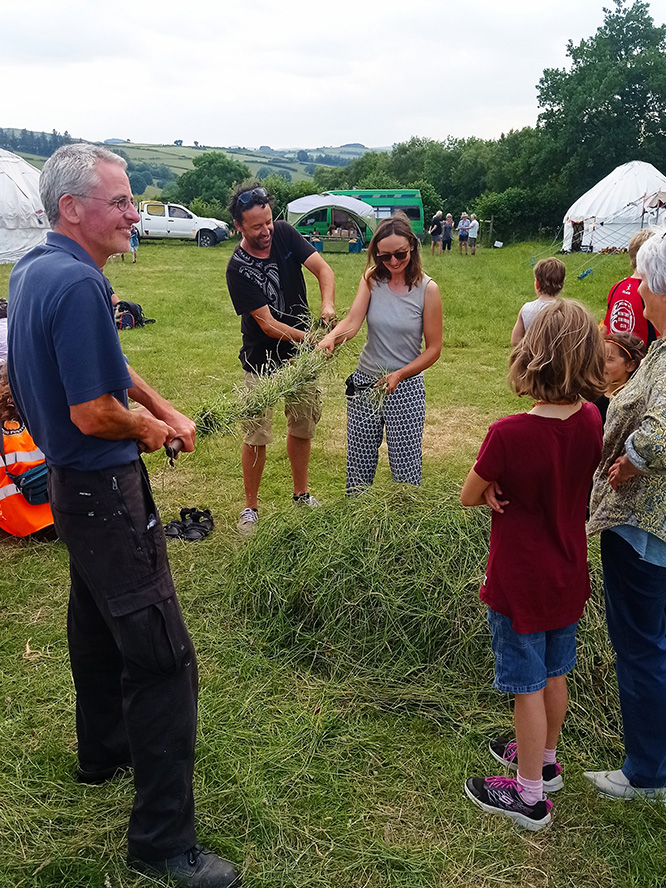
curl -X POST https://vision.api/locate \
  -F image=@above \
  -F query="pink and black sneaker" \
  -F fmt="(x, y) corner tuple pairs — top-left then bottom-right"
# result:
(464, 775), (553, 831)
(489, 738), (564, 792)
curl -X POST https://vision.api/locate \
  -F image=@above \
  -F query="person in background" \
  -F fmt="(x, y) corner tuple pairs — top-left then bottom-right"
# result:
(226, 182), (335, 535)
(468, 214), (480, 255)
(595, 333), (645, 427)
(585, 229), (666, 802)
(603, 228), (657, 347)
(461, 299), (604, 831)
(457, 212), (471, 255)
(318, 212), (442, 494)
(129, 225), (140, 263)
(429, 210), (443, 255)
(0, 363), (54, 538)
(442, 213), (454, 252)
(7, 143), (240, 888)
(511, 258), (566, 346)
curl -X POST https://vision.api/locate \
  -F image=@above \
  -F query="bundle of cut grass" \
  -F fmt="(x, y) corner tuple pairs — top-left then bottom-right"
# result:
(194, 344), (330, 436)
(225, 484), (620, 742)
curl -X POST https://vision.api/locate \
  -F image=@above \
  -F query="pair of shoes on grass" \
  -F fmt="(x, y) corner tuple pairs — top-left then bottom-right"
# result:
(464, 737), (562, 831)
(128, 843), (241, 887)
(237, 493), (320, 536)
(583, 768), (666, 800)
(165, 508), (214, 541)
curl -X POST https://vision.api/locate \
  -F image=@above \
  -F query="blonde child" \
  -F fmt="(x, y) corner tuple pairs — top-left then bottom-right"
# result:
(511, 258), (566, 346)
(461, 300), (605, 831)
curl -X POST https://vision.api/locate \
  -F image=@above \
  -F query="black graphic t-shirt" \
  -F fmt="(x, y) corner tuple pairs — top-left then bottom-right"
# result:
(226, 222), (316, 372)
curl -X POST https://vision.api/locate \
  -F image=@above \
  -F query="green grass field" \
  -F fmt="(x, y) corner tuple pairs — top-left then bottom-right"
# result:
(1, 240), (665, 888)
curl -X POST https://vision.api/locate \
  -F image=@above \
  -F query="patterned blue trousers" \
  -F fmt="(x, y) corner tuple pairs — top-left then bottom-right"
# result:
(346, 369), (425, 494)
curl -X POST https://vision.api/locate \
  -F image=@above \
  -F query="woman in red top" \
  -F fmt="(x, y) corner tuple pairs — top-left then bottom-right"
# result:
(460, 300), (605, 831)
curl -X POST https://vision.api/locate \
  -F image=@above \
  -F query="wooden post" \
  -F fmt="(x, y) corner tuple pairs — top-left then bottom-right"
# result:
(488, 215), (494, 248)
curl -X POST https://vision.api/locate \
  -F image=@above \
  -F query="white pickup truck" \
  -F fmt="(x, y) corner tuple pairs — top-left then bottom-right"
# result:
(135, 201), (230, 246)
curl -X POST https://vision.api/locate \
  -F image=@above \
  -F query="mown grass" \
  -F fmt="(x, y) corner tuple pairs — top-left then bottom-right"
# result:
(1, 240), (665, 888)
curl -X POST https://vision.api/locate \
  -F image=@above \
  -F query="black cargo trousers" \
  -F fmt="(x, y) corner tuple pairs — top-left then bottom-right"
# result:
(48, 459), (198, 861)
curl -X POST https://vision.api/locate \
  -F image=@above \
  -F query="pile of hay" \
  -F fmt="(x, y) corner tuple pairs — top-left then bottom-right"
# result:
(226, 485), (620, 741)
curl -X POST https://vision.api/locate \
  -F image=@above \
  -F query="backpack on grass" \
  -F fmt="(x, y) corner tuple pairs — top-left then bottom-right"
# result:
(114, 300), (155, 330)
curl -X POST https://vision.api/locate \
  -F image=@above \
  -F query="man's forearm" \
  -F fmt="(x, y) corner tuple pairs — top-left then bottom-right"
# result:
(70, 394), (153, 441)
(127, 366), (196, 450)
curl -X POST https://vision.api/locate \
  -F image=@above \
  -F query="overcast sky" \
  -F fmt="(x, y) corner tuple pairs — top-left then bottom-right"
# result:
(3, 0), (666, 151)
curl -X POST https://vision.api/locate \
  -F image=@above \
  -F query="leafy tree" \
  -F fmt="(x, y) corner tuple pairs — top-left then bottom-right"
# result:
(171, 151), (250, 207)
(129, 171), (150, 195)
(296, 149), (311, 162)
(257, 166), (272, 180)
(189, 197), (225, 219)
(173, 139), (183, 146)
(304, 163), (316, 177)
(260, 175), (314, 220)
(537, 0), (666, 196)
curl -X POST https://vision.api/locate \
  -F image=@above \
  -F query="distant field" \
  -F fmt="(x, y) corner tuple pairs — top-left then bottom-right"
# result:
(115, 142), (315, 183)
(15, 142), (320, 186)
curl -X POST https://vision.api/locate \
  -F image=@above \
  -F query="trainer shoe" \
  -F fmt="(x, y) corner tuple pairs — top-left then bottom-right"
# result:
(237, 508), (258, 535)
(583, 768), (666, 800)
(464, 776), (553, 831)
(128, 843), (241, 887)
(489, 737), (564, 792)
(293, 492), (321, 507)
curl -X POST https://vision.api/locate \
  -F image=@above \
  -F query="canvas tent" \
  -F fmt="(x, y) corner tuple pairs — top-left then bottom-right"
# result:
(562, 160), (666, 253)
(0, 149), (49, 264)
(286, 194), (377, 235)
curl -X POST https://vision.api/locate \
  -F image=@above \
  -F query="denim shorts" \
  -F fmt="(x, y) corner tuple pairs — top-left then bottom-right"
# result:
(487, 608), (578, 694)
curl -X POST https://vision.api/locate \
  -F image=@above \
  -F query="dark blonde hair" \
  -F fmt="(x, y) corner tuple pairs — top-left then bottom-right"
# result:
(509, 299), (605, 402)
(628, 228), (654, 271)
(366, 213), (423, 289)
(0, 363), (18, 425)
(534, 257), (566, 296)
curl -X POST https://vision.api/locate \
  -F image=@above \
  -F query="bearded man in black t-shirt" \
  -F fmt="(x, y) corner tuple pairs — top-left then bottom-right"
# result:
(226, 182), (336, 534)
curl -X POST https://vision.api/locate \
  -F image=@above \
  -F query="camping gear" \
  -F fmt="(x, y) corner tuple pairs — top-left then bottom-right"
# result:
(114, 300), (155, 329)
(287, 193), (377, 248)
(562, 160), (666, 253)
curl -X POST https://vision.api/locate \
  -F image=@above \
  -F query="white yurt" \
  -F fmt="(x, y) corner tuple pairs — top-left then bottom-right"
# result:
(0, 148), (49, 264)
(562, 160), (666, 253)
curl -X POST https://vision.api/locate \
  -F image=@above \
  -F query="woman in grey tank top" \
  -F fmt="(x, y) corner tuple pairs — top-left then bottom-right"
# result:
(318, 214), (442, 493)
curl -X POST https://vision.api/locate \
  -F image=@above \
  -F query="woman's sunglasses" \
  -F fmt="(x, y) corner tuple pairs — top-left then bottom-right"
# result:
(376, 248), (412, 262)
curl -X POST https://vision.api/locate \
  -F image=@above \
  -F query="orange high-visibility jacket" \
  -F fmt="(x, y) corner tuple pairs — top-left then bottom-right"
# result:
(0, 421), (53, 537)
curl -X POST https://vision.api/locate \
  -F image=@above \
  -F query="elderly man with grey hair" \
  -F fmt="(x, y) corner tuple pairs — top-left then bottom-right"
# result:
(7, 144), (240, 888)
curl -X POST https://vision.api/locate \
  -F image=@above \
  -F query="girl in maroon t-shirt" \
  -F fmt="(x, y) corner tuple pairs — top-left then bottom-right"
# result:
(460, 300), (605, 831)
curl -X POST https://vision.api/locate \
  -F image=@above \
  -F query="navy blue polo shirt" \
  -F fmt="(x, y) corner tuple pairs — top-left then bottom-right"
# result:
(8, 232), (137, 470)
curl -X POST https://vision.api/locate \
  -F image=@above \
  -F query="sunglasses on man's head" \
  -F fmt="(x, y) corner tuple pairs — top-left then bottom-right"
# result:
(376, 248), (412, 262)
(237, 187), (269, 206)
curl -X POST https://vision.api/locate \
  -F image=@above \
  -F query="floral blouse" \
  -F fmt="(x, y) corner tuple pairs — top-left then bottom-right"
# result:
(588, 338), (666, 543)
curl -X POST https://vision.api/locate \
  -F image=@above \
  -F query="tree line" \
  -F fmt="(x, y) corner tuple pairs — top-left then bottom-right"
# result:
(0, 128), (72, 157)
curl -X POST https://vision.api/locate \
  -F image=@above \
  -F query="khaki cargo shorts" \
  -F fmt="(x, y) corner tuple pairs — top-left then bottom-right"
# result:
(242, 371), (322, 446)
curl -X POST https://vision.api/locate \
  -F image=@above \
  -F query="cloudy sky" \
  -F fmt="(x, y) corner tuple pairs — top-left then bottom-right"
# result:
(3, 0), (666, 150)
